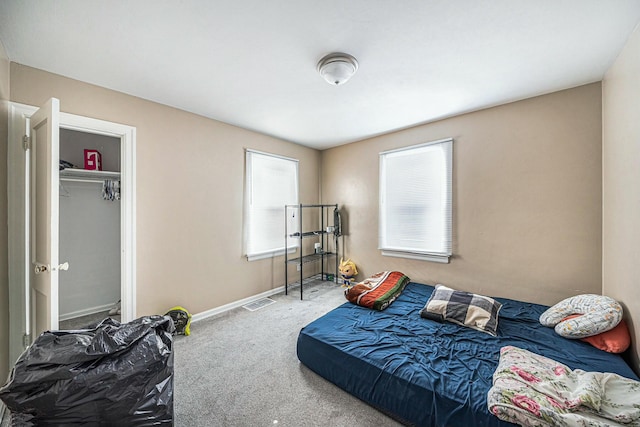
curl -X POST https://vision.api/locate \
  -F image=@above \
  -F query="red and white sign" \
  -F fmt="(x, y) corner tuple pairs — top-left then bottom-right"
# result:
(84, 149), (102, 171)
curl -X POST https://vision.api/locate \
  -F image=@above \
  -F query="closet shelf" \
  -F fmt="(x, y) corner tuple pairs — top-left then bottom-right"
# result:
(60, 169), (120, 182)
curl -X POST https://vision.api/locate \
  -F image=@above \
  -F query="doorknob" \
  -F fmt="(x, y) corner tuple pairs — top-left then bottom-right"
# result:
(34, 262), (69, 274)
(34, 263), (49, 274)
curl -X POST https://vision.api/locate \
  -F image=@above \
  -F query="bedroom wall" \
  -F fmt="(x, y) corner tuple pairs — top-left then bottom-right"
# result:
(0, 39), (10, 383)
(603, 23), (640, 374)
(322, 83), (602, 307)
(9, 63), (321, 317)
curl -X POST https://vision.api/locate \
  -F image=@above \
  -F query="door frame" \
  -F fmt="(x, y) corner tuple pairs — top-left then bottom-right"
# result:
(7, 101), (137, 367)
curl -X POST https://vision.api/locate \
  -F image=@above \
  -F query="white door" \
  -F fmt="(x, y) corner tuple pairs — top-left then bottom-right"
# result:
(8, 101), (136, 368)
(29, 97), (61, 336)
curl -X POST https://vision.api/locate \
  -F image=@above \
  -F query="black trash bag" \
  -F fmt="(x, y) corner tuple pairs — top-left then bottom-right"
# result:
(0, 315), (175, 426)
(165, 306), (192, 336)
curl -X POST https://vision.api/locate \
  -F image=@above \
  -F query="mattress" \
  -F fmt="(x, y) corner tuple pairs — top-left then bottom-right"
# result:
(297, 282), (639, 427)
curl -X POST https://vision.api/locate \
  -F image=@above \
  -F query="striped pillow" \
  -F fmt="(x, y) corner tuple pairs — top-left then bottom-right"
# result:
(345, 271), (410, 311)
(420, 284), (502, 336)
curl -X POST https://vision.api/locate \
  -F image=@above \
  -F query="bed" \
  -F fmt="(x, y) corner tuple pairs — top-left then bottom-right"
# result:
(296, 282), (639, 427)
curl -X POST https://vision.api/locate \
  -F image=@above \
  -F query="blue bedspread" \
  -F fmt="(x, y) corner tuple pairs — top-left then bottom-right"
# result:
(297, 283), (638, 427)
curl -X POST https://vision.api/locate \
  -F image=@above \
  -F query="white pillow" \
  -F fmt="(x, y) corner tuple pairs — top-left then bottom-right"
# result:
(539, 294), (622, 338)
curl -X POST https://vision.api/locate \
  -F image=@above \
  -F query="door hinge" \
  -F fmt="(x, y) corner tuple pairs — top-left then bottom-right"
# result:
(23, 333), (31, 348)
(22, 135), (30, 151)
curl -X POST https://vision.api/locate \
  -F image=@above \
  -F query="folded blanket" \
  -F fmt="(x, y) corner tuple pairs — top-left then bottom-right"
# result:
(345, 271), (410, 311)
(487, 346), (640, 426)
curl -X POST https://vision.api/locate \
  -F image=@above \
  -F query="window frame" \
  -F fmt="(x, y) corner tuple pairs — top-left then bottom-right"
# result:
(378, 138), (453, 263)
(244, 149), (299, 261)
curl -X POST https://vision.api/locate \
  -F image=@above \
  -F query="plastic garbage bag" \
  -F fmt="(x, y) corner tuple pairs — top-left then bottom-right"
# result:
(165, 306), (192, 336)
(0, 315), (175, 426)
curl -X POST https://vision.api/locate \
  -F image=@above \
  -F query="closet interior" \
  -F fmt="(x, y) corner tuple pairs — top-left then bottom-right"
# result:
(58, 129), (122, 329)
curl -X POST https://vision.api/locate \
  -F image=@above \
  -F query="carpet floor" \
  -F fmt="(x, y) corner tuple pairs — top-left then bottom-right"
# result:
(1, 280), (402, 426)
(174, 279), (402, 426)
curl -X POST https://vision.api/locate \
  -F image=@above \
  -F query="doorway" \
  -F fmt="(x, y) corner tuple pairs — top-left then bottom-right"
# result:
(58, 129), (122, 329)
(7, 100), (136, 369)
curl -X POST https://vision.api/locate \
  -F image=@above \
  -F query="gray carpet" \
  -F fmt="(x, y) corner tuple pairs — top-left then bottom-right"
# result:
(1, 280), (402, 426)
(174, 280), (403, 426)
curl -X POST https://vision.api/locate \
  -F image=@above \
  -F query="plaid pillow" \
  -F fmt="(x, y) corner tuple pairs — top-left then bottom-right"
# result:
(420, 284), (502, 336)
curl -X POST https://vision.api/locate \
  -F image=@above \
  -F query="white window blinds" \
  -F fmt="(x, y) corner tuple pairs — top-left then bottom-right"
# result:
(245, 150), (299, 261)
(379, 138), (452, 263)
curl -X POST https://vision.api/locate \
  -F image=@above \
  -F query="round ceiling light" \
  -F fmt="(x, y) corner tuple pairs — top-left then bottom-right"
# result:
(317, 52), (358, 86)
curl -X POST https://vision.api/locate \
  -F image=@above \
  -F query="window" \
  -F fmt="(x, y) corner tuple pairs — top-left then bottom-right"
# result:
(379, 138), (452, 263)
(244, 150), (299, 261)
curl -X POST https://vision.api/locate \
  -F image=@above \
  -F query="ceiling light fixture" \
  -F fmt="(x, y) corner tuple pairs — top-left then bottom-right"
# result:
(317, 52), (358, 86)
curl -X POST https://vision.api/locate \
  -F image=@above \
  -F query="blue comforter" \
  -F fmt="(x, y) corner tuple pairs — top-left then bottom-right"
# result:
(297, 282), (638, 427)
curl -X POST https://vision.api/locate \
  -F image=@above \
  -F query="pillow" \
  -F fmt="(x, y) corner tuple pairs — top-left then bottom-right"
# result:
(562, 314), (631, 353)
(420, 284), (502, 336)
(539, 294), (623, 338)
(344, 271), (410, 311)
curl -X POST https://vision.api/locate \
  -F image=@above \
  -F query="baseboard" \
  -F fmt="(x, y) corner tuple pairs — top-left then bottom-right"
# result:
(190, 274), (329, 323)
(191, 285), (287, 323)
(59, 303), (115, 321)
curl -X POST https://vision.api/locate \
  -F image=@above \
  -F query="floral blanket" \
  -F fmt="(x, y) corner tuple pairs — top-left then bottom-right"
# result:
(487, 346), (640, 426)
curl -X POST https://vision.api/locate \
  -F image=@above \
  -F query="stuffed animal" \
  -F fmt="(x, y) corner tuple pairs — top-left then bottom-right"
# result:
(339, 258), (358, 288)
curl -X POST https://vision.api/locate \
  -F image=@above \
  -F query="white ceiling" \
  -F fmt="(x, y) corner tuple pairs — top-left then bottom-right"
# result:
(1, 1), (639, 149)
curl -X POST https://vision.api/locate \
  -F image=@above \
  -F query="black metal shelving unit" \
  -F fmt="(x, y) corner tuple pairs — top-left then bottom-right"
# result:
(284, 204), (339, 299)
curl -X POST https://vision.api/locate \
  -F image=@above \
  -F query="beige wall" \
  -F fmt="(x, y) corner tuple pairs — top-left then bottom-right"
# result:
(322, 83), (603, 307)
(603, 24), (640, 374)
(10, 63), (320, 317)
(0, 40), (10, 383)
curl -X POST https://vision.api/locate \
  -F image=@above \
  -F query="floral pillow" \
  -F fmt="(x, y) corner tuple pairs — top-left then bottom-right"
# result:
(539, 294), (623, 338)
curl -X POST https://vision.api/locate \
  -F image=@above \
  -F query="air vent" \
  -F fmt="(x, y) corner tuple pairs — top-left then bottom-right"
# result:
(242, 298), (276, 312)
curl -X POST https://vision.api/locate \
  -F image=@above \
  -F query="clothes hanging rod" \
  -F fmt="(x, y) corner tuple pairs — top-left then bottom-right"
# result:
(60, 177), (106, 184)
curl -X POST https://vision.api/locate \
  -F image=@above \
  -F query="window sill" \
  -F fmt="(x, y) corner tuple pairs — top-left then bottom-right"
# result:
(247, 247), (297, 262)
(381, 249), (450, 264)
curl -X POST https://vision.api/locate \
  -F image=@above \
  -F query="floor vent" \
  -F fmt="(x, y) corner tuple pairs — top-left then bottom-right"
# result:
(242, 298), (276, 312)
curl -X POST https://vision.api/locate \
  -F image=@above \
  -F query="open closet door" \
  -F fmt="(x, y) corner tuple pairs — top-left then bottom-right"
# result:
(29, 98), (61, 337)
